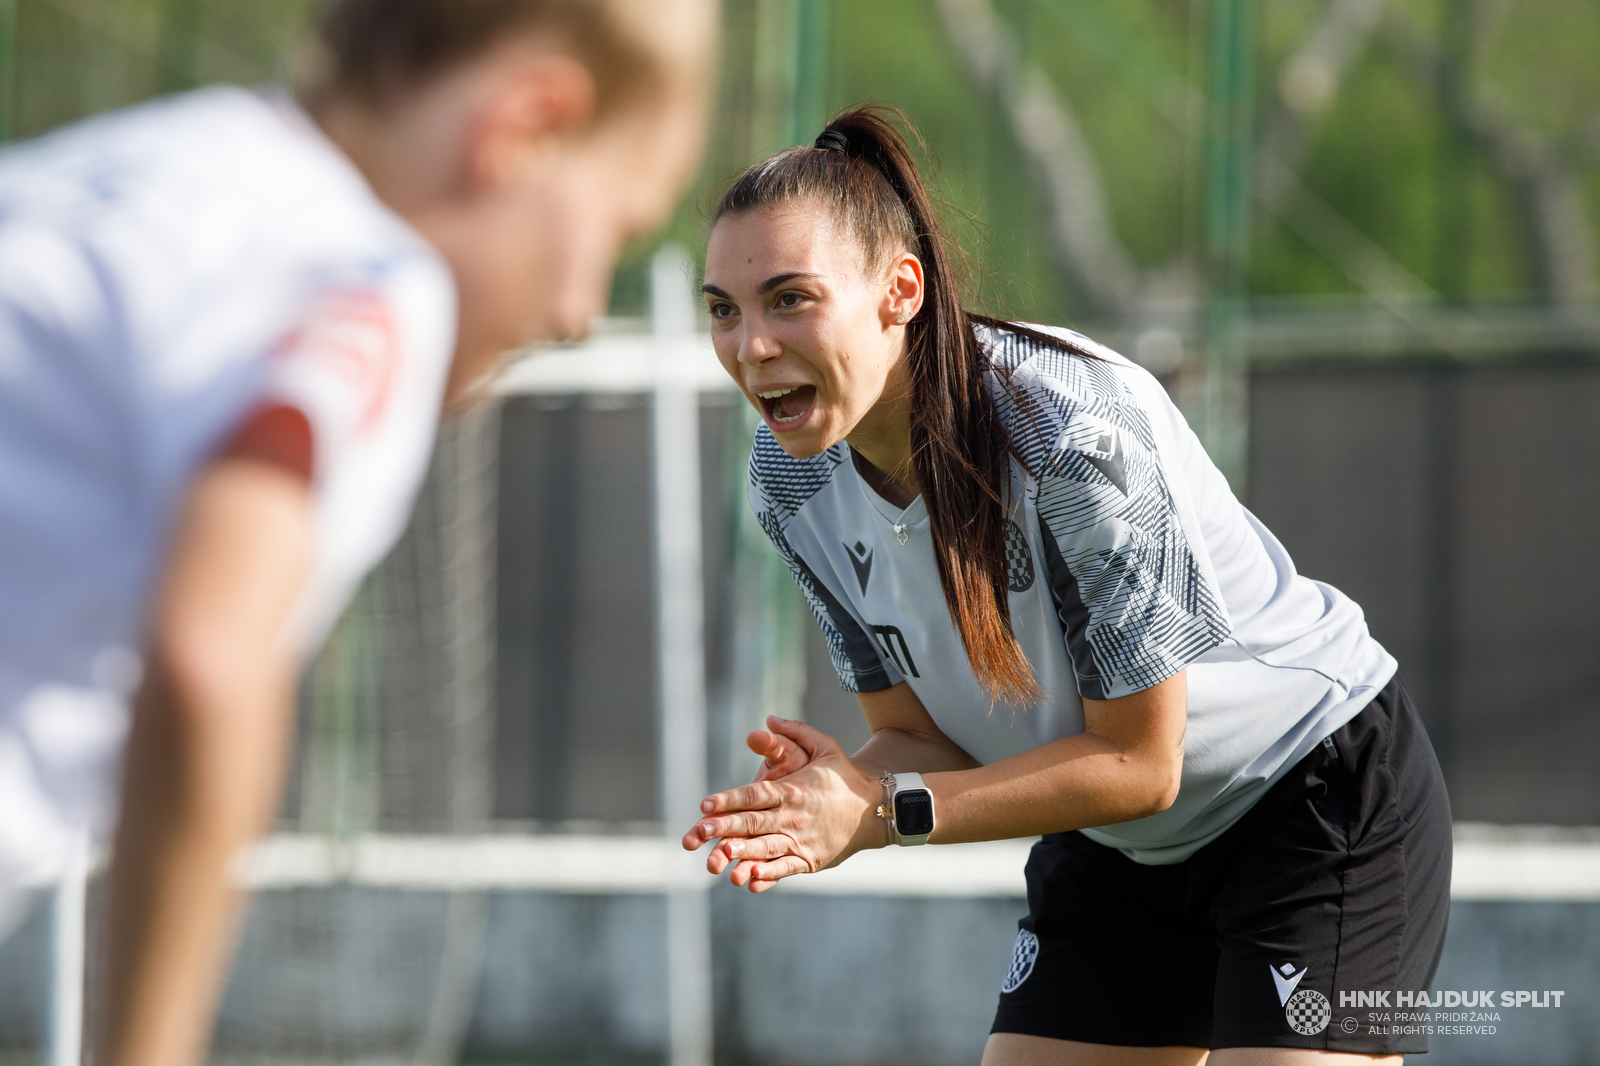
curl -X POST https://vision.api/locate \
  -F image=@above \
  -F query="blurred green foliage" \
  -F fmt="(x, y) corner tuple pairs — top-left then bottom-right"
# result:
(3, 0), (1596, 321)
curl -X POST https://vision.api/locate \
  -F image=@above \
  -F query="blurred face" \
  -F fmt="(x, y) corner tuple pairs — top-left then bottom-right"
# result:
(347, 34), (711, 402)
(703, 202), (924, 458)
(446, 94), (705, 389)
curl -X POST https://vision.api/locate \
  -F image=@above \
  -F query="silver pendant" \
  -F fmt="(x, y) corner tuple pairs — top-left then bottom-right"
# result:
(893, 523), (908, 545)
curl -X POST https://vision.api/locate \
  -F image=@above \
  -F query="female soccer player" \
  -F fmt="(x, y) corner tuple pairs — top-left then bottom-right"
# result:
(683, 108), (1452, 1065)
(0, 2), (712, 1064)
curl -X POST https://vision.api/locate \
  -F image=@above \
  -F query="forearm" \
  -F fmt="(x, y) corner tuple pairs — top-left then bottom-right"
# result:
(923, 730), (1178, 845)
(103, 458), (310, 1066)
(105, 648), (297, 1066)
(850, 726), (980, 780)
(689, 676), (1185, 886)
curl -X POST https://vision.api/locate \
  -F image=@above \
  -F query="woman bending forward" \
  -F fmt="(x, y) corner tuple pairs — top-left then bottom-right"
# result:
(683, 107), (1452, 1066)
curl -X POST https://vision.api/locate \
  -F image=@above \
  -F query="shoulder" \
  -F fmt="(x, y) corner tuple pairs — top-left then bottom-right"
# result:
(976, 319), (1149, 416)
(1, 86), (453, 363)
(0, 88), (290, 214)
(976, 320), (1165, 480)
(747, 423), (850, 527)
(0, 86), (437, 272)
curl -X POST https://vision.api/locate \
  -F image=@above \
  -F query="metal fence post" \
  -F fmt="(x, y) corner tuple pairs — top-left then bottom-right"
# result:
(46, 834), (89, 1066)
(653, 244), (714, 1066)
(1198, 0), (1256, 496)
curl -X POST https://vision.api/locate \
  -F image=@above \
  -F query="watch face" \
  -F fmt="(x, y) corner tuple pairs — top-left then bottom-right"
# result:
(894, 789), (935, 837)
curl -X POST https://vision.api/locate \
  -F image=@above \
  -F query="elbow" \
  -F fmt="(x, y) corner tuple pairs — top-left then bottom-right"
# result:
(1131, 757), (1182, 820)
(1152, 768), (1181, 815)
(143, 618), (281, 748)
(149, 624), (239, 738)
(130, 624), (295, 827)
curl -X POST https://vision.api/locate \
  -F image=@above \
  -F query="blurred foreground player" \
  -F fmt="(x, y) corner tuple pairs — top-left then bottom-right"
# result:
(0, 1), (712, 1063)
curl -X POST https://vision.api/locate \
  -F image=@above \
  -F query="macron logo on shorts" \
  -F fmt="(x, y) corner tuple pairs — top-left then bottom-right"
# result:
(1272, 962), (1307, 1006)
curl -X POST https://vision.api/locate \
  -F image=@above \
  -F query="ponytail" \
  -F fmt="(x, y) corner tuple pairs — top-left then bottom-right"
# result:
(716, 106), (1086, 705)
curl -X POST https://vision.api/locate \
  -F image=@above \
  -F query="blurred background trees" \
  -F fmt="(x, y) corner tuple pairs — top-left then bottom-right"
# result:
(8, 0), (1595, 322)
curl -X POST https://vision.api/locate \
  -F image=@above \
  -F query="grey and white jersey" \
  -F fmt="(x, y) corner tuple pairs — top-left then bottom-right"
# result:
(748, 323), (1397, 865)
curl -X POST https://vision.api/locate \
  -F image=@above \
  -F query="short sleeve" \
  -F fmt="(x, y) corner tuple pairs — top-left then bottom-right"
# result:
(259, 286), (405, 482)
(263, 259), (456, 652)
(1031, 397), (1230, 701)
(746, 447), (897, 694)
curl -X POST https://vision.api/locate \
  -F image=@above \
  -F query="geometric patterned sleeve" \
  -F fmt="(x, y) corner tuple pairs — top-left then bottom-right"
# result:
(747, 429), (895, 694)
(997, 340), (1231, 700)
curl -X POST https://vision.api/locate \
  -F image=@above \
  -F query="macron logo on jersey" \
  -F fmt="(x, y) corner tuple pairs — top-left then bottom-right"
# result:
(1082, 430), (1128, 496)
(1272, 962), (1308, 1006)
(845, 540), (873, 594)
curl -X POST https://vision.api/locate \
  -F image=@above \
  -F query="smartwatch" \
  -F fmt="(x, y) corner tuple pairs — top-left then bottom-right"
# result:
(886, 772), (936, 846)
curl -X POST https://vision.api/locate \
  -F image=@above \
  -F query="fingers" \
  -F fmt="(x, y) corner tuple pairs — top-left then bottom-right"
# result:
(765, 715), (840, 759)
(746, 729), (809, 781)
(716, 834), (795, 863)
(745, 729), (786, 764)
(698, 779), (781, 817)
(727, 858), (761, 887)
(706, 834), (794, 876)
(688, 809), (780, 846)
(742, 854), (811, 888)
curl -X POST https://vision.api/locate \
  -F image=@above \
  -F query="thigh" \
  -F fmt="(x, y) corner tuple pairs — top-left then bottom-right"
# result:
(983, 1033), (1209, 1066)
(991, 834), (1218, 1049)
(1208, 1050), (1400, 1065)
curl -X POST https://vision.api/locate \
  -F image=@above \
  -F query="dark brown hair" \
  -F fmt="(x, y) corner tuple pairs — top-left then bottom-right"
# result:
(715, 106), (1090, 705)
(309, 0), (712, 115)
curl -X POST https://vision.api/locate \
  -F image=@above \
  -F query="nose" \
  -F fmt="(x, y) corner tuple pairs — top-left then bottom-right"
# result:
(739, 329), (782, 367)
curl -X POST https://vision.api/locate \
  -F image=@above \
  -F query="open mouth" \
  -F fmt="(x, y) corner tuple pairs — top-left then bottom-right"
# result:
(754, 385), (817, 430)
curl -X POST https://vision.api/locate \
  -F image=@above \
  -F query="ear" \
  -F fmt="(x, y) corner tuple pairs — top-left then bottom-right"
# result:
(467, 49), (599, 191)
(881, 251), (926, 328)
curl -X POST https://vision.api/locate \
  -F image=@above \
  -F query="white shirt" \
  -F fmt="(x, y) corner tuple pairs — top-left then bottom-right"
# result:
(748, 323), (1396, 864)
(0, 86), (457, 906)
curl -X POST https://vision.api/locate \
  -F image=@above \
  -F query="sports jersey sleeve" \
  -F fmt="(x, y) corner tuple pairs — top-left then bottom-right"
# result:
(258, 284), (410, 479)
(747, 438), (897, 694)
(1020, 362), (1231, 701)
(257, 258), (456, 650)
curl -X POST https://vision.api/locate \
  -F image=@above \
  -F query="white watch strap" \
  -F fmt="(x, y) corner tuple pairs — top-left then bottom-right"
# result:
(890, 772), (934, 847)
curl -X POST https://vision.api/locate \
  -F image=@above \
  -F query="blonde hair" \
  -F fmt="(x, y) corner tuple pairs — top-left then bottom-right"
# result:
(306, 0), (715, 117)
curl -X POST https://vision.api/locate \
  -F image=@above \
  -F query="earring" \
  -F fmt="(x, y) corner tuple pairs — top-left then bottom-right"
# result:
(896, 315), (905, 323)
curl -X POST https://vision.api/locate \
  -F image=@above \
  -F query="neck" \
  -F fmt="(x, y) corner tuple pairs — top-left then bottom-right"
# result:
(309, 89), (468, 217)
(309, 87), (504, 405)
(847, 364), (918, 509)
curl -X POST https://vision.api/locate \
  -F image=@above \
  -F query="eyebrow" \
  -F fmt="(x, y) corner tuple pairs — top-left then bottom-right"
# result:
(757, 272), (821, 294)
(700, 272), (823, 301)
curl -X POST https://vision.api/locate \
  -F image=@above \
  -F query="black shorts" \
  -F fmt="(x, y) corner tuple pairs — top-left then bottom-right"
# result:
(991, 674), (1452, 1053)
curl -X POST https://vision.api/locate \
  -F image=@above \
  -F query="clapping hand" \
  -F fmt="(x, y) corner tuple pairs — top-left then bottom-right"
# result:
(681, 717), (882, 892)
(745, 714), (814, 784)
